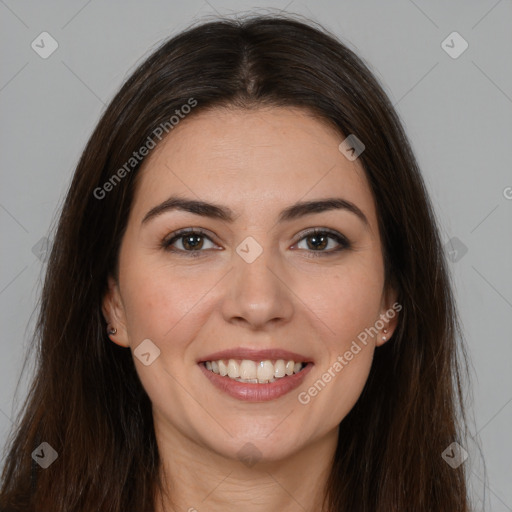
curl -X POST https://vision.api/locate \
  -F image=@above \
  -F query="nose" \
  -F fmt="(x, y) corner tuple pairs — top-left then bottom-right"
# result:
(221, 246), (295, 330)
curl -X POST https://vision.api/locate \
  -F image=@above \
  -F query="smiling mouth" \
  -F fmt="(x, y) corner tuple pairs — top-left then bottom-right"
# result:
(202, 359), (307, 384)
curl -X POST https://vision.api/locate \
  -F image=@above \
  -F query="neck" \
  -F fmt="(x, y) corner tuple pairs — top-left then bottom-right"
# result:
(153, 420), (338, 512)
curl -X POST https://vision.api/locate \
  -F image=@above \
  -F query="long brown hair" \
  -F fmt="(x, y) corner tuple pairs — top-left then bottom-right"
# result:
(0, 13), (473, 511)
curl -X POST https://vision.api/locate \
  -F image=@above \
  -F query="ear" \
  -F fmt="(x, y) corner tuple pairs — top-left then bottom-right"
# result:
(102, 275), (130, 348)
(376, 284), (401, 347)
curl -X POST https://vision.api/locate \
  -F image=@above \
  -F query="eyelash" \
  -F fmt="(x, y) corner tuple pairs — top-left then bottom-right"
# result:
(161, 228), (351, 258)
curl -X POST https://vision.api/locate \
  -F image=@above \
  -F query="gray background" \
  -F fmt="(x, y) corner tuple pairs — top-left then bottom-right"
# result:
(1, 0), (511, 509)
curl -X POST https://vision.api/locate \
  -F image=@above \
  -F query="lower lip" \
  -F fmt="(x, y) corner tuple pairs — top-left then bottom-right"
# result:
(198, 362), (313, 402)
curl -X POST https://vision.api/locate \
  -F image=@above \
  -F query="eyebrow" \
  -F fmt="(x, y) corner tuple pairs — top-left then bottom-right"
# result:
(141, 195), (369, 227)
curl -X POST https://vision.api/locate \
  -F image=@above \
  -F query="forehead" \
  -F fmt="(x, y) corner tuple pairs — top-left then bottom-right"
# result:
(131, 107), (377, 228)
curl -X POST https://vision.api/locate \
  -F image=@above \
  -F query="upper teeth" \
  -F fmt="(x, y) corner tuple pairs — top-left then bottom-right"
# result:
(205, 359), (305, 383)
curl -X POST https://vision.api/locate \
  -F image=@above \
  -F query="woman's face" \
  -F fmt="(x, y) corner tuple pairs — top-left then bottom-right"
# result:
(103, 106), (398, 463)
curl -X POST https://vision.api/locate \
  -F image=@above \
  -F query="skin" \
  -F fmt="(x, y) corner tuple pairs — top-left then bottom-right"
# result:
(103, 106), (399, 512)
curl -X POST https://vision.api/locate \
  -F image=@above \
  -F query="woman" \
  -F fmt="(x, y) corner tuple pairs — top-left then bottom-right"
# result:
(0, 14), (472, 511)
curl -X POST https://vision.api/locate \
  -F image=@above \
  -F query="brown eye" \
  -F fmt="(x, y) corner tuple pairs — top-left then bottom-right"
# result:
(162, 229), (216, 254)
(179, 233), (205, 251)
(304, 232), (329, 251)
(295, 229), (350, 255)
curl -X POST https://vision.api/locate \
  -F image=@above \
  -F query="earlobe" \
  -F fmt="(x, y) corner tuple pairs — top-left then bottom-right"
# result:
(376, 314), (398, 347)
(102, 275), (130, 348)
(377, 286), (401, 347)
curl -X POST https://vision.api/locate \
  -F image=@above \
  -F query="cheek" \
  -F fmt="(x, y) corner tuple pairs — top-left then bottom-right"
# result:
(120, 263), (206, 346)
(299, 258), (385, 349)
(293, 263), (382, 413)
(297, 277), (380, 425)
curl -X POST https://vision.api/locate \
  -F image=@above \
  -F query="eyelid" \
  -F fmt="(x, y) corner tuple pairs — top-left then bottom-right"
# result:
(292, 227), (349, 245)
(163, 227), (214, 241)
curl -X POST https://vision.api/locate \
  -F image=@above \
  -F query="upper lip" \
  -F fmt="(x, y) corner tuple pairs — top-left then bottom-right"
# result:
(199, 347), (313, 363)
